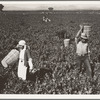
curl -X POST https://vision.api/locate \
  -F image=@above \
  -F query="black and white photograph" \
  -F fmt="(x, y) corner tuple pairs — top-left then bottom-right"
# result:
(0, 1), (100, 98)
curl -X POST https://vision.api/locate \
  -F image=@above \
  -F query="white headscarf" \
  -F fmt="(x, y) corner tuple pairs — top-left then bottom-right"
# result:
(19, 45), (26, 61)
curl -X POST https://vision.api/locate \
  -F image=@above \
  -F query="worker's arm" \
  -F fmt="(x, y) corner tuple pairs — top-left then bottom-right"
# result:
(26, 47), (33, 71)
(75, 25), (83, 44)
(87, 45), (91, 61)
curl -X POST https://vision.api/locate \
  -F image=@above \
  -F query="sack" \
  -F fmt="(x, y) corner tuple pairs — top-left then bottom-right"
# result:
(1, 49), (19, 68)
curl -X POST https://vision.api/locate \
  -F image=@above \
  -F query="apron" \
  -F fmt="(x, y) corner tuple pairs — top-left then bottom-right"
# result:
(17, 46), (27, 80)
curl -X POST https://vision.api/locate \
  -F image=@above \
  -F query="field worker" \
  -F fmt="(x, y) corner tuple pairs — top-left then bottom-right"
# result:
(42, 16), (51, 22)
(75, 25), (92, 79)
(43, 16), (46, 22)
(17, 40), (33, 80)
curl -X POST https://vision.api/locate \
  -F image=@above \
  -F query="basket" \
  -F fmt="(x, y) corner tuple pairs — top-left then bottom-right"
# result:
(83, 25), (91, 37)
(1, 49), (19, 68)
(64, 39), (70, 47)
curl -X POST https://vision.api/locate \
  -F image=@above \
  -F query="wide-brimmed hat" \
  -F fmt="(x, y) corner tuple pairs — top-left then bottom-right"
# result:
(81, 33), (88, 39)
(18, 40), (26, 46)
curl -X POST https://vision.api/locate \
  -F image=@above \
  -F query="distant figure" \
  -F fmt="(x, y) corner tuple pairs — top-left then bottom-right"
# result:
(17, 40), (33, 80)
(42, 16), (51, 22)
(63, 34), (70, 48)
(75, 25), (92, 79)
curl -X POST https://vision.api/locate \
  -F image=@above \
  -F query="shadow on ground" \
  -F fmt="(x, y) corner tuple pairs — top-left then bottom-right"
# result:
(27, 67), (53, 83)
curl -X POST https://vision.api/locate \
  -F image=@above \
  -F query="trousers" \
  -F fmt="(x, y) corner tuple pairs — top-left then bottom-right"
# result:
(76, 54), (92, 78)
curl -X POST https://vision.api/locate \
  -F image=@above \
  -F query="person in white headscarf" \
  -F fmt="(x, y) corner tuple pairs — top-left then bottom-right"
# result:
(17, 40), (33, 80)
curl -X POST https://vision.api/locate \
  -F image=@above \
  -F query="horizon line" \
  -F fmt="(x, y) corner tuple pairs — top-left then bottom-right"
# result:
(2, 9), (100, 11)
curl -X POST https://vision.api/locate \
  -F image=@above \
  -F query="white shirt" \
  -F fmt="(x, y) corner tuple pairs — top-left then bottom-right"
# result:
(76, 41), (90, 56)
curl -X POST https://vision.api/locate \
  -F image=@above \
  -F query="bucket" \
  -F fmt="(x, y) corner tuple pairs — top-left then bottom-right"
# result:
(1, 49), (19, 68)
(64, 39), (70, 47)
(83, 25), (91, 37)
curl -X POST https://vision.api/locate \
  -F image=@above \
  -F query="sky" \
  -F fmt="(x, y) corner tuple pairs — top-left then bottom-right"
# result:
(1, 1), (100, 11)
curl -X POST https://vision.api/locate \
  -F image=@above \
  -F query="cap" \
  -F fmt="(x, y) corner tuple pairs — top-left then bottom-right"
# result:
(18, 40), (26, 46)
(81, 33), (88, 39)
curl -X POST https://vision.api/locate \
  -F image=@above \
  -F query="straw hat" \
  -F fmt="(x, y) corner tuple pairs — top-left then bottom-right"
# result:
(81, 33), (88, 39)
(18, 40), (26, 46)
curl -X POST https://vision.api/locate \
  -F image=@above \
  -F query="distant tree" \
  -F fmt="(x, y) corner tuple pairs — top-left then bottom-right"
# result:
(48, 7), (53, 12)
(0, 4), (4, 11)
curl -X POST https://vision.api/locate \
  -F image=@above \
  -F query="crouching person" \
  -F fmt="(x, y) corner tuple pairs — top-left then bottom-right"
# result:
(17, 40), (33, 80)
(75, 25), (92, 80)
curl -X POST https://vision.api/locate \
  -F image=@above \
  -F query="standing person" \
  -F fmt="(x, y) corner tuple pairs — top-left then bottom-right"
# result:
(75, 25), (92, 79)
(17, 40), (33, 80)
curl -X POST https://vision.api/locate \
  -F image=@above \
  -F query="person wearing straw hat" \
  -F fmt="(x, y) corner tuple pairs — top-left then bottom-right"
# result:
(75, 25), (92, 79)
(17, 40), (33, 80)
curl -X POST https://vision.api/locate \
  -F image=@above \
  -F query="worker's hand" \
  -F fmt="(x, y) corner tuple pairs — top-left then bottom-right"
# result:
(88, 54), (92, 62)
(29, 64), (33, 70)
(79, 24), (84, 30)
(29, 69), (33, 73)
(31, 68), (37, 73)
(29, 68), (37, 73)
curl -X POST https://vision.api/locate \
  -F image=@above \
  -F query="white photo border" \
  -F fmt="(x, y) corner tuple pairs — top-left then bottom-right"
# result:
(0, 1), (100, 99)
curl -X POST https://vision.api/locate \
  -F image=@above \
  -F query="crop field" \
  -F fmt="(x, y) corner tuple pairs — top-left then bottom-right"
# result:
(0, 11), (100, 94)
